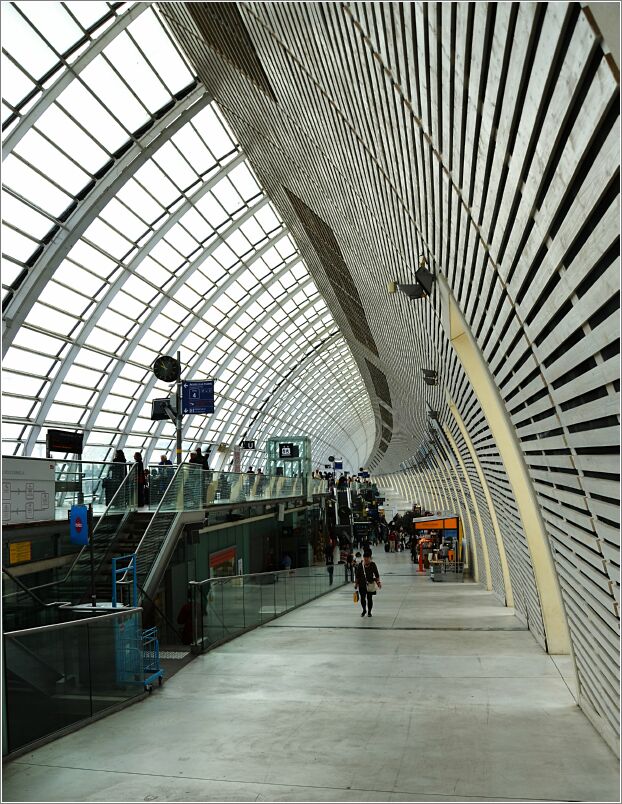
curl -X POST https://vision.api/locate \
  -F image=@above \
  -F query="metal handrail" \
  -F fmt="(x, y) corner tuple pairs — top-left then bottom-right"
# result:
(2, 567), (48, 607)
(190, 565), (325, 587)
(3, 606), (143, 637)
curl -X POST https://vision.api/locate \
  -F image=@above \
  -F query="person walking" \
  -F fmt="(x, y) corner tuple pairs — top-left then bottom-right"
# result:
(324, 539), (335, 585)
(325, 542), (335, 585)
(345, 549), (355, 582)
(354, 549), (381, 617)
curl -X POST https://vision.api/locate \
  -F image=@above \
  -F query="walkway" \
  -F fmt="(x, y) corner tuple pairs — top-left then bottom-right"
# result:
(3, 552), (619, 802)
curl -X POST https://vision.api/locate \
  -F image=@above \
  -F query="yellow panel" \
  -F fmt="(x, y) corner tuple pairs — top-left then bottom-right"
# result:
(9, 541), (31, 564)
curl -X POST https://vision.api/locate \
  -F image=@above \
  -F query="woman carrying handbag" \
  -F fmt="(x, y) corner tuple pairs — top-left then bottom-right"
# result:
(354, 549), (382, 617)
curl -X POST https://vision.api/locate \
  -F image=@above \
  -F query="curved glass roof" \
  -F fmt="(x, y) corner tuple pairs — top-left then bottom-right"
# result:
(1, 1), (375, 471)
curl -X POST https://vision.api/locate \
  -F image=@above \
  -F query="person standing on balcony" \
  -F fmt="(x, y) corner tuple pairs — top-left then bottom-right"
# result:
(133, 452), (145, 507)
(104, 449), (127, 505)
(157, 454), (173, 499)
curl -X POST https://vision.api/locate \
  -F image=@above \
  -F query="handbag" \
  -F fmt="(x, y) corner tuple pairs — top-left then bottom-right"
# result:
(353, 591), (359, 603)
(362, 564), (377, 593)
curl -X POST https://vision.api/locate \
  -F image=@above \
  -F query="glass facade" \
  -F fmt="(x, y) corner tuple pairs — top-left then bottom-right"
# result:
(2, 2), (375, 473)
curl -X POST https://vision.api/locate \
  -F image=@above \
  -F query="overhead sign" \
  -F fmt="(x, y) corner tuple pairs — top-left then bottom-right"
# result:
(182, 380), (214, 415)
(242, 440), (255, 450)
(70, 504), (89, 545)
(46, 429), (83, 455)
(279, 443), (299, 459)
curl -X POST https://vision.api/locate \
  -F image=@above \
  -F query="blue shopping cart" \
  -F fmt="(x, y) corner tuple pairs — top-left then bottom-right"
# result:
(142, 626), (164, 692)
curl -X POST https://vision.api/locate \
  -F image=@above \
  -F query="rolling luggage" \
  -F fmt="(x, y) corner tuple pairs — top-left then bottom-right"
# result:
(384, 541), (390, 552)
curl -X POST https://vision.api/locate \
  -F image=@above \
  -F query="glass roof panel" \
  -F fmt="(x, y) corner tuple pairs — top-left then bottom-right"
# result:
(56, 78), (128, 153)
(1, 2), (375, 463)
(2, 4), (58, 78)
(127, 9), (194, 93)
(105, 34), (171, 113)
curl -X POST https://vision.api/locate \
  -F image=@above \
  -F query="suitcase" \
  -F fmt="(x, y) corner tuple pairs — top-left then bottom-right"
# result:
(384, 541), (390, 552)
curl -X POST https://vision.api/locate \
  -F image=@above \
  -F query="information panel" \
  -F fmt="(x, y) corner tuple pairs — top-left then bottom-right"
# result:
(2, 457), (55, 524)
(181, 380), (214, 415)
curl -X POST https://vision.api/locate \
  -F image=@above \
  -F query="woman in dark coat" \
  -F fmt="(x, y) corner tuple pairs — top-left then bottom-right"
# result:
(105, 449), (127, 505)
(354, 549), (382, 617)
(133, 451), (145, 507)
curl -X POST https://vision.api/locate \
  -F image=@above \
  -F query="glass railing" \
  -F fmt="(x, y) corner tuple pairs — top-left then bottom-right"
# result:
(3, 607), (144, 756)
(189, 564), (348, 651)
(309, 477), (329, 495)
(128, 466), (326, 599)
(142, 466), (327, 512)
(4, 455), (329, 524)
(54, 460), (130, 519)
(1, 570), (71, 632)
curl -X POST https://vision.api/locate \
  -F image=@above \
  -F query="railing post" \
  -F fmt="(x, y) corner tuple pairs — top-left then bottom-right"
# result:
(111, 557), (117, 608)
(132, 555), (138, 608)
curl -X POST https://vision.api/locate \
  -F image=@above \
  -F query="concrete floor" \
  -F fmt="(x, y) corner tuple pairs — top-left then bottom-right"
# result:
(3, 552), (620, 802)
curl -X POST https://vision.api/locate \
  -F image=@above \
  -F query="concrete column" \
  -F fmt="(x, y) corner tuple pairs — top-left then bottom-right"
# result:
(438, 276), (571, 653)
(442, 423), (489, 588)
(445, 399), (514, 607)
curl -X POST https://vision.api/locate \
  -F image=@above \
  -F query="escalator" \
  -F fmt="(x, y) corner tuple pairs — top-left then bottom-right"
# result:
(336, 489), (352, 526)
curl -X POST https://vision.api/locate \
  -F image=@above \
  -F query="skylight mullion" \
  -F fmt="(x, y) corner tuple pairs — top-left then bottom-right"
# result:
(3, 183), (71, 233)
(2, 33), (44, 99)
(5, 150), (74, 208)
(101, 49), (159, 119)
(122, 24), (181, 101)
(1, 47), (38, 110)
(1, 217), (42, 250)
(26, 121), (101, 182)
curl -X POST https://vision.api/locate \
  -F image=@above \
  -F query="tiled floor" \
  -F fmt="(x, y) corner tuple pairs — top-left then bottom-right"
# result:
(3, 553), (620, 802)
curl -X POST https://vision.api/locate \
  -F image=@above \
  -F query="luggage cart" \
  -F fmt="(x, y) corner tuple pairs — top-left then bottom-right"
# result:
(142, 626), (164, 692)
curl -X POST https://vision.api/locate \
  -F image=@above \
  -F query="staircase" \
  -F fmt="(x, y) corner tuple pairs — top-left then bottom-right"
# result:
(85, 511), (154, 604)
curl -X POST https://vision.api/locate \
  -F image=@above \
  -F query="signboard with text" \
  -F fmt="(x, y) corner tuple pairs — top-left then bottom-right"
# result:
(181, 380), (214, 415)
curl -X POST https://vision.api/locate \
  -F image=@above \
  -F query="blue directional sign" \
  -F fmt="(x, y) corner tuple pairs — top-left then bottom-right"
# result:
(182, 380), (214, 415)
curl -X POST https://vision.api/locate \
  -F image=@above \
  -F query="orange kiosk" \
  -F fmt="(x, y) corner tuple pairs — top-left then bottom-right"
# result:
(414, 515), (461, 573)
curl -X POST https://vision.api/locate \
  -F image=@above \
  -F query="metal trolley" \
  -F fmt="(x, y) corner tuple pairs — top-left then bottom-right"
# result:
(429, 559), (465, 582)
(142, 626), (164, 692)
